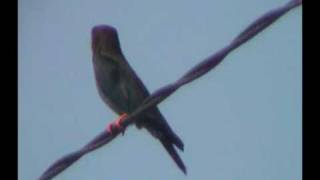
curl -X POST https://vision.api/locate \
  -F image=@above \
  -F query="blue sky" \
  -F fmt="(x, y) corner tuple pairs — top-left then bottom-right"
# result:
(18, 0), (302, 179)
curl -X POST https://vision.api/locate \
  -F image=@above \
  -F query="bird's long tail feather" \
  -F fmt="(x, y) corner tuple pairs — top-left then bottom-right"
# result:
(170, 133), (184, 152)
(160, 139), (187, 174)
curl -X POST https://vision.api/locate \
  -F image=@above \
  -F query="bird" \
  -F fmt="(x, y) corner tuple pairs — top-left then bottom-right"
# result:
(91, 25), (186, 174)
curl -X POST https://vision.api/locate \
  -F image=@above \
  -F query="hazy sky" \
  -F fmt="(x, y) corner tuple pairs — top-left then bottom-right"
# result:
(19, 0), (302, 180)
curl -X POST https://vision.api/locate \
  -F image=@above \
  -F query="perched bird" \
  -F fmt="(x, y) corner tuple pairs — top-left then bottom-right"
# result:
(91, 25), (186, 174)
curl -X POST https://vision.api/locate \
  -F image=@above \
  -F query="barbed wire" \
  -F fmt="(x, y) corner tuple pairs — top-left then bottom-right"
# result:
(39, 0), (302, 179)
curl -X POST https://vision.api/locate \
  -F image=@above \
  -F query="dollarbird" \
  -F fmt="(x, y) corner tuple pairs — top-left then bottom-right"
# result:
(91, 25), (186, 174)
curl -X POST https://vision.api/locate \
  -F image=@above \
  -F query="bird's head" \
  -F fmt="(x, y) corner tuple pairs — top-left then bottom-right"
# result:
(91, 25), (122, 57)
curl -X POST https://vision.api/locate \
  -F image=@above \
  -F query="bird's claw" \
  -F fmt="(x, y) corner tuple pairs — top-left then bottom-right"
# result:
(107, 113), (128, 135)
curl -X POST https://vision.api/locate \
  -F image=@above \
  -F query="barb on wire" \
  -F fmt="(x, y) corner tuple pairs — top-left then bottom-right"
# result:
(39, 0), (302, 179)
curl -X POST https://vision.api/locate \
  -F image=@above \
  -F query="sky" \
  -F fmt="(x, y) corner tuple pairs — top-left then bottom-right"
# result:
(18, 0), (302, 180)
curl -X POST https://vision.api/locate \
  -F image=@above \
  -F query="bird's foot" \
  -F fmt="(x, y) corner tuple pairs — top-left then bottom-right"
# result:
(107, 113), (128, 135)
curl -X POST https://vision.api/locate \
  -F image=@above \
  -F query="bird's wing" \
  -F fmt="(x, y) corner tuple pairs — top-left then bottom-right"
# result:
(120, 57), (186, 173)
(121, 59), (184, 149)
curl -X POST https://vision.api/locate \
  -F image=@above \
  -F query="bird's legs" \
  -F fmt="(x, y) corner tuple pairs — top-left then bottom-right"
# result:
(107, 113), (128, 134)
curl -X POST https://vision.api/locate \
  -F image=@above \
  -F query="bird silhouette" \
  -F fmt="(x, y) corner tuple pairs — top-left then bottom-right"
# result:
(91, 25), (186, 174)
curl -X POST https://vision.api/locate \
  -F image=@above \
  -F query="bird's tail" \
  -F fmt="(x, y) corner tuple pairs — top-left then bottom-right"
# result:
(143, 112), (186, 173)
(168, 131), (184, 151)
(160, 138), (187, 174)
